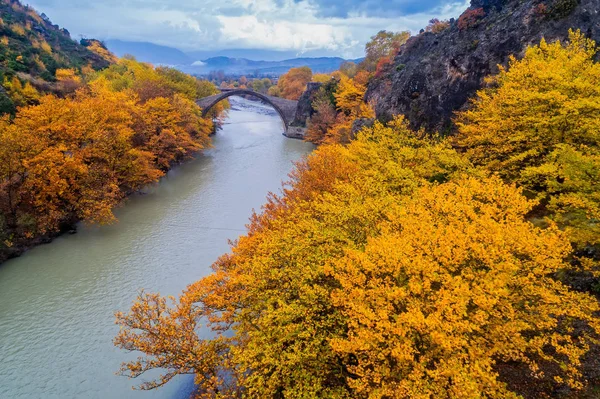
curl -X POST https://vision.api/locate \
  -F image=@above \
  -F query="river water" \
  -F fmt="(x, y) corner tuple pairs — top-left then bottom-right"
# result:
(0, 97), (314, 399)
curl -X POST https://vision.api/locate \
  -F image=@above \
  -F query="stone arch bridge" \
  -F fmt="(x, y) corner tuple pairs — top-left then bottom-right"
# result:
(196, 88), (308, 139)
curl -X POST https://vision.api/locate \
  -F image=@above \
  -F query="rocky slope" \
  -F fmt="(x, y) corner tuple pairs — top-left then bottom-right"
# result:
(366, 0), (600, 132)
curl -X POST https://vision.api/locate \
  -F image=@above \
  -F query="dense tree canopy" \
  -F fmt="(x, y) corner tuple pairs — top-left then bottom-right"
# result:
(271, 66), (312, 100)
(0, 56), (220, 257)
(306, 74), (374, 145)
(115, 113), (600, 398)
(455, 30), (600, 255)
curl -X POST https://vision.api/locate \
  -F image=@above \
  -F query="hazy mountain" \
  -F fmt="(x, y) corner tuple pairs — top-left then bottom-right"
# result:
(105, 40), (193, 65)
(185, 56), (364, 76)
(186, 48), (346, 62)
(102, 40), (361, 76)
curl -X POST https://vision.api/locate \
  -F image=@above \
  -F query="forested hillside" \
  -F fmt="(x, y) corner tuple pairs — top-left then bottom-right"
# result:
(0, 1), (224, 263)
(0, 0), (111, 113)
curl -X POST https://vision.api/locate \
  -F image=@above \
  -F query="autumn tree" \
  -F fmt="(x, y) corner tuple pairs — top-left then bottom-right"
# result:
(305, 91), (337, 144)
(82, 38), (119, 63)
(55, 68), (82, 94)
(251, 78), (272, 94)
(0, 115), (37, 231)
(0, 56), (215, 242)
(311, 73), (332, 83)
(455, 30), (600, 254)
(134, 93), (211, 170)
(267, 85), (281, 97)
(361, 30), (410, 72)
(322, 75), (375, 144)
(275, 66), (312, 100)
(114, 117), (474, 398)
(425, 18), (450, 33)
(92, 59), (217, 161)
(304, 70), (374, 145)
(329, 176), (600, 398)
(339, 61), (358, 78)
(2, 76), (39, 108)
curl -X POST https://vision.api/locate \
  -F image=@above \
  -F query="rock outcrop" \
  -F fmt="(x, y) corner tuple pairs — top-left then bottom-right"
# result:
(366, 0), (600, 132)
(292, 82), (323, 127)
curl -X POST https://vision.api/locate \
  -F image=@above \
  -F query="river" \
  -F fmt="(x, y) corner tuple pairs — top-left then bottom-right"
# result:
(0, 97), (314, 399)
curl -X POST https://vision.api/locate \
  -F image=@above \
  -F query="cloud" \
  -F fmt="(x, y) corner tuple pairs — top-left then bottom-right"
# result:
(192, 60), (207, 66)
(306, 0), (450, 17)
(25, 0), (468, 58)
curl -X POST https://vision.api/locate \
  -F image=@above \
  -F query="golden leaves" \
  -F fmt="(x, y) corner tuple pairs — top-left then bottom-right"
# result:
(113, 33), (600, 399)
(306, 75), (375, 145)
(275, 66), (313, 100)
(0, 58), (216, 235)
(328, 177), (597, 397)
(455, 30), (600, 252)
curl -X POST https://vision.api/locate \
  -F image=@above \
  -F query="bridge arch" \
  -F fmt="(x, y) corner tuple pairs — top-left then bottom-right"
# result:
(197, 89), (298, 130)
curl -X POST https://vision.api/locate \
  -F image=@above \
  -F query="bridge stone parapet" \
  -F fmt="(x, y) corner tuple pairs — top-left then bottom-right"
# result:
(196, 89), (306, 139)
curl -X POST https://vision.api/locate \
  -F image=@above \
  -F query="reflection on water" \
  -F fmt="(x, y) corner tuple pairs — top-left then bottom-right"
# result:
(0, 97), (313, 399)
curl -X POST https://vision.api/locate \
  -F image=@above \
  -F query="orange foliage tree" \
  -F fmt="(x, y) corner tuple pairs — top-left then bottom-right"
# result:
(457, 8), (486, 31)
(275, 66), (312, 100)
(361, 30), (410, 72)
(0, 57), (217, 243)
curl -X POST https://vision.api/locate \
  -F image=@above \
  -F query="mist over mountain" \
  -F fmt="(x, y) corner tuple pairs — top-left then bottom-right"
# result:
(183, 56), (363, 76)
(104, 40), (360, 76)
(186, 48), (348, 62)
(105, 40), (193, 65)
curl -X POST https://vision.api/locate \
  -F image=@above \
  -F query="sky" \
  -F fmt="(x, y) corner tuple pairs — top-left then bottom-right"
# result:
(26, 0), (469, 58)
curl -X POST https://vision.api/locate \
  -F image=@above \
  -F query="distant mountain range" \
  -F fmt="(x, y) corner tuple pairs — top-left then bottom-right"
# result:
(105, 40), (192, 65)
(105, 40), (362, 76)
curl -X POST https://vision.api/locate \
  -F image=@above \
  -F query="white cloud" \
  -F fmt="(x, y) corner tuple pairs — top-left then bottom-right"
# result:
(216, 15), (351, 53)
(25, 0), (469, 58)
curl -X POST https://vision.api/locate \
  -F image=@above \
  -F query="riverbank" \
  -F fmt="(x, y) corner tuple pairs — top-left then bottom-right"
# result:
(0, 222), (75, 264)
(0, 96), (298, 267)
(0, 97), (313, 398)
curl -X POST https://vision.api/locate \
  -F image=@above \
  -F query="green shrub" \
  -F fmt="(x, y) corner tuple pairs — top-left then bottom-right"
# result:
(549, 0), (579, 19)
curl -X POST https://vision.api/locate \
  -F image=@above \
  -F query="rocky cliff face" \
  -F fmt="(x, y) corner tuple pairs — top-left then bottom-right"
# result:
(366, 0), (600, 132)
(292, 82), (323, 126)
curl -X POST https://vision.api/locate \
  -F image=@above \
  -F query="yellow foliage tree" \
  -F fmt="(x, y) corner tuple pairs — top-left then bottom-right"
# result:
(85, 39), (119, 63)
(3, 76), (40, 108)
(455, 30), (600, 252)
(114, 118), (493, 398)
(329, 176), (599, 398)
(55, 68), (83, 94)
(312, 73), (332, 83)
(318, 75), (374, 145)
